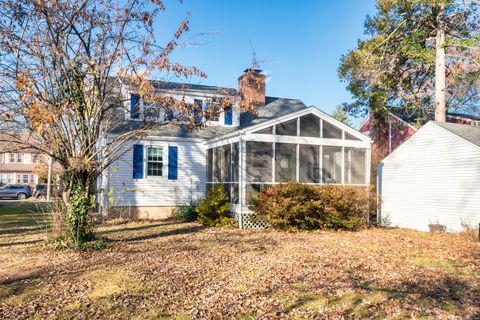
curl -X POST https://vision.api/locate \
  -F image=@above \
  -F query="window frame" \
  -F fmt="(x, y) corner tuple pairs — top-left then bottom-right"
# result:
(146, 146), (165, 178)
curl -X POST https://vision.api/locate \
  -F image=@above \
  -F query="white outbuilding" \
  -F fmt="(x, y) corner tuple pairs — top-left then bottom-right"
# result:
(377, 121), (480, 232)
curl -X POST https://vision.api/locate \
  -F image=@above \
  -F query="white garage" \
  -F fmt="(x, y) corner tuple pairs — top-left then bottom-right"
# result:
(377, 121), (480, 232)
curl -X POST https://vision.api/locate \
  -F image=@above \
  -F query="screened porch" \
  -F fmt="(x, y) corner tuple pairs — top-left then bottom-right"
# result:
(205, 109), (371, 214)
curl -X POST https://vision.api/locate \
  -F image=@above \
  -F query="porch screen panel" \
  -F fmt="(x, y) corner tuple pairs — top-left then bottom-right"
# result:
(345, 148), (366, 184)
(222, 145), (231, 182)
(231, 142), (239, 182)
(276, 119), (297, 136)
(300, 114), (320, 137)
(214, 147), (222, 181)
(323, 121), (342, 139)
(246, 142), (272, 182)
(275, 143), (297, 182)
(322, 146), (342, 183)
(299, 145), (320, 183)
(207, 149), (213, 182)
(345, 132), (361, 141)
(231, 183), (239, 204)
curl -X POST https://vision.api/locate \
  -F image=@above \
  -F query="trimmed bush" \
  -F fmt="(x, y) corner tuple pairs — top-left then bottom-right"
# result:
(196, 184), (233, 227)
(175, 200), (199, 222)
(252, 183), (377, 231)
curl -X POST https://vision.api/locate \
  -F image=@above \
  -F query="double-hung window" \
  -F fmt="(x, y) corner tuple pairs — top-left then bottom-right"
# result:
(147, 147), (163, 177)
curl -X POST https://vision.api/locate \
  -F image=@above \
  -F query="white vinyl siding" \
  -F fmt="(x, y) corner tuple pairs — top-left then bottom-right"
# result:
(107, 140), (206, 207)
(378, 122), (480, 232)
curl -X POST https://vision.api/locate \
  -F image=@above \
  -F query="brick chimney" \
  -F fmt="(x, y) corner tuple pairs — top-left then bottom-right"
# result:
(238, 69), (266, 106)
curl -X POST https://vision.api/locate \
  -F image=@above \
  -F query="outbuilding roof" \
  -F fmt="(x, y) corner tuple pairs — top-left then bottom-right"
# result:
(435, 122), (480, 148)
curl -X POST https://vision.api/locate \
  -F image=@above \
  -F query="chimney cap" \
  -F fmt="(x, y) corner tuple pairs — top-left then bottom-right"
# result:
(243, 68), (263, 74)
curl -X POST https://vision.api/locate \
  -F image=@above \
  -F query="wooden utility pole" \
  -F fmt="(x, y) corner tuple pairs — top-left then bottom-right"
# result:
(435, 1), (447, 122)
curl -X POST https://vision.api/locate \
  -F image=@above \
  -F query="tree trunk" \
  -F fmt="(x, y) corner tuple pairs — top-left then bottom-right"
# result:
(435, 2), (447, 122)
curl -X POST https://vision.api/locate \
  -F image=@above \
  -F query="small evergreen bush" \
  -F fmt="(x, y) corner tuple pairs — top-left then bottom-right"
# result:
(175, 200), (199, 222)
(252, 183), (377, 231)
(196, 184), (233, 227)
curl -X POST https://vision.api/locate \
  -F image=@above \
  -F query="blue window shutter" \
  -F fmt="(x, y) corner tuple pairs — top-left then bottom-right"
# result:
(168, 146), (178, 180)
(133, 144), (144, 179)
(224, 106), (233, 125)
(130, 94), (140, 119)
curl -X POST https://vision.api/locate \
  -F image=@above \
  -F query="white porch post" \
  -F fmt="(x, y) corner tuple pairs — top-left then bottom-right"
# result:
(239, 136), (247, 229)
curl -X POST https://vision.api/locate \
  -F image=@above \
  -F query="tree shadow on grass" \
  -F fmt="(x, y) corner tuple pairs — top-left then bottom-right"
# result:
(344, 272), (480, 317)
(0, 238), (43, 248)
(111, 224), (208, 243)
(99, 220), (187, 236)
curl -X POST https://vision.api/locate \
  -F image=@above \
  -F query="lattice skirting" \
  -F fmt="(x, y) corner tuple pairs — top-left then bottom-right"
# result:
(237, 212), (269, 229)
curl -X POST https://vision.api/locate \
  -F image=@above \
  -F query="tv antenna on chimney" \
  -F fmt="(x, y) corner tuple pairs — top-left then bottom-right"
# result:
(250, 41), (266, 69)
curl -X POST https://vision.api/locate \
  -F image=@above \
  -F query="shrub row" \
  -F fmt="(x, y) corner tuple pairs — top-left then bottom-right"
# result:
(252, 183), (377, 231)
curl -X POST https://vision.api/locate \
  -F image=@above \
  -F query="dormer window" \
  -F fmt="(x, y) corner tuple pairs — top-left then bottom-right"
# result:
(206, 100), (219, 122)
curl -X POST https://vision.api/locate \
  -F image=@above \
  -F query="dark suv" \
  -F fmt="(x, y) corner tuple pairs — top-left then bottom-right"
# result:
(33, 183), (62, 199)
(0, 185), (32, 200)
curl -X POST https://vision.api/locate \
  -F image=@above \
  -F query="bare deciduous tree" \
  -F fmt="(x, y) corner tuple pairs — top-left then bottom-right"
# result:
(0, 0), (219, 246)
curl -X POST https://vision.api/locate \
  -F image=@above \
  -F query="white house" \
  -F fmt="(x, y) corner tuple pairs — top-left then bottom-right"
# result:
(377, 121), (480, 232)
(102, 69), (371, 226)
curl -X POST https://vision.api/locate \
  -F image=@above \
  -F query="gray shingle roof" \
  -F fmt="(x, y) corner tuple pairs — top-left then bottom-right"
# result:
(435, 122), (480, 147)
(125, 79), (237, 96)
(111, 122), (237, 139)
(112, 96), (308, 139)
(239, 97), (307, 129)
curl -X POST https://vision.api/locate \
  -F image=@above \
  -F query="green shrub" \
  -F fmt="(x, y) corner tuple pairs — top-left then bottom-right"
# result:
(196, 184), (232, 227)
(175, 200), (199, 222)
(252, 183), (377, 231)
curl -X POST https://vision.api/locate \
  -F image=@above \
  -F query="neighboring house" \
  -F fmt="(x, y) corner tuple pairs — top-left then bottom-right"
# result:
(0, 151), (42, 186)
(102, 69), (371, 225)
(360, 108), (480, 155)
(377, 121), (480, 232)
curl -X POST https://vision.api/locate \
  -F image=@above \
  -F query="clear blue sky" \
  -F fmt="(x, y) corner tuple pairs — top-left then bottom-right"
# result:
(155, 1), (377, 127)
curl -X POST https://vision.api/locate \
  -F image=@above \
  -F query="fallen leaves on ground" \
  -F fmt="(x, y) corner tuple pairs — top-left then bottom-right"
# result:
(0, 220), (479, 319)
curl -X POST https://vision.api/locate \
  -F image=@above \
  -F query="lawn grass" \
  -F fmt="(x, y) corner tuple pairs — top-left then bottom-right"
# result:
(0, 204), (479, 319)
(0, 201), (50, 235)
